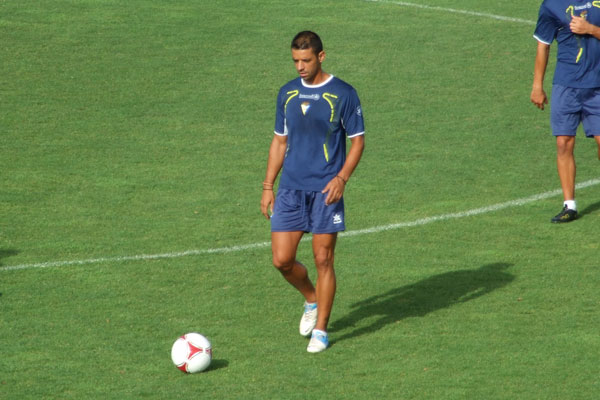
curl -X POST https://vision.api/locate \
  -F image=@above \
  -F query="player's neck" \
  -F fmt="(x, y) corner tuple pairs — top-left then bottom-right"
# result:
(303, 70), (330, 86)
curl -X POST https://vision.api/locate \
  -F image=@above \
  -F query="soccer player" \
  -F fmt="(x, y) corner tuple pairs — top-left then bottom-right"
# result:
(531, 1), (600, 223)
(260, 31), (365, 353)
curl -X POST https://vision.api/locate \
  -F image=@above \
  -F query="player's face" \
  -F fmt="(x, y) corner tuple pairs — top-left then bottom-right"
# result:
(292, 48), (325, 84)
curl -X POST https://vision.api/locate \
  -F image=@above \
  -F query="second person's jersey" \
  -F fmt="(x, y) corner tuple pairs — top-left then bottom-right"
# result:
(534, 0), (600, 88)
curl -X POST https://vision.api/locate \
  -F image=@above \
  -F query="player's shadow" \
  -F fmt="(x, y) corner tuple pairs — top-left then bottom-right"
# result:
(0, 249), (19, 266)
(331, 262), (514, 342)
(579, 200), (600, 218)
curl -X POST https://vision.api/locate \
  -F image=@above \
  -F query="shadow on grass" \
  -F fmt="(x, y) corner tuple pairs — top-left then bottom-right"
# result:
(0, 249), (19, 266)
(207, 359), (229, 372)
(331, 263), (514, 342)
(579, 200), (600, 218)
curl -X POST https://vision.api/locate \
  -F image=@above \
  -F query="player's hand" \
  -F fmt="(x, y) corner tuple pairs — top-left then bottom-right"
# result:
(322, 176), (345, 205)
(530, 88), (548, 110)
(261, 190), (274, 219)
(570, 16), (591, 35)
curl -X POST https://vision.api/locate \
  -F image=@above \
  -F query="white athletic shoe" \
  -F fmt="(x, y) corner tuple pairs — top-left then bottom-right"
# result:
(299, 301), (317, 337)
(307, 329), (329, 353)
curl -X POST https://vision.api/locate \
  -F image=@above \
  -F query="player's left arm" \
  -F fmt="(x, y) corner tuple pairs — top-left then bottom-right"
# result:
(570, 16), (600, 39)
(322, 134), (365, 205)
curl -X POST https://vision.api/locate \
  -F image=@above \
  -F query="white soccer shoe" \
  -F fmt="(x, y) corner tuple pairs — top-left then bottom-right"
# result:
(299, 301), (318, 337)
(307, 329), (329, 353)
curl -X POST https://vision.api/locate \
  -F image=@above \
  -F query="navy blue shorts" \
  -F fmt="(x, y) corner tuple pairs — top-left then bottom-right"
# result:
(551, 85), (600, 137)
(270, 189), (345, 234)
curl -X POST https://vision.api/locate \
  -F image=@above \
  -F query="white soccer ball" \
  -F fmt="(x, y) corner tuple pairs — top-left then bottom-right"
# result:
(171, 332), (212, 373)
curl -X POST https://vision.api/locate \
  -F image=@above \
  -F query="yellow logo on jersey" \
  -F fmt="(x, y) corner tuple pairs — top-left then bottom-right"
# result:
(322, 93), (338, 122)
(284, 90), (299, 114)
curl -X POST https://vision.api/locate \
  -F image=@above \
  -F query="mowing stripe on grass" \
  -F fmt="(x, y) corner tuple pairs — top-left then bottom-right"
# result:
(2, 178), (599, 273)
(365, 0), (537, 25)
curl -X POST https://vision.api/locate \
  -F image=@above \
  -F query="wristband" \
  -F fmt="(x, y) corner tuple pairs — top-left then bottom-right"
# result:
(335, 175), (347, 185)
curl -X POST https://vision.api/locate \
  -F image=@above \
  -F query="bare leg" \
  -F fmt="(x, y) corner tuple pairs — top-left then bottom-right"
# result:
(312, 233), (338, 332)
(595, 136), (600, 160)
(556, 136), (576, 201)
(271, 231), (317, 303)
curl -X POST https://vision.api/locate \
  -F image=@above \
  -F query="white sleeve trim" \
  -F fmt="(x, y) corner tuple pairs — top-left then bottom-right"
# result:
(347, 131), (365, 138)
(274, 130), (287, 136)
(533, 34), (552, 46)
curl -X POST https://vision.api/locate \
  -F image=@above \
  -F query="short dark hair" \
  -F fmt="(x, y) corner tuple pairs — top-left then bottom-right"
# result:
(291, 31), (323, 55)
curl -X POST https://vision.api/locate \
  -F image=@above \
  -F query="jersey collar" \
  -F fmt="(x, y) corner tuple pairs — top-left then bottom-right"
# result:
(301, 75), (334, 88)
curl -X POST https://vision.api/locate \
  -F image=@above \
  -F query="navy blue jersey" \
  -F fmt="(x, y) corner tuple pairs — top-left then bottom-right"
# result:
(534, 0), (600, 88)
(274, 76), (365, 191)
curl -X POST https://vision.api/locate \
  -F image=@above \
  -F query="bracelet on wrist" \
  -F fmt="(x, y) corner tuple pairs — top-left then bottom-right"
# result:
(262, 181), (274, 190)
(335, 175), (347, 185)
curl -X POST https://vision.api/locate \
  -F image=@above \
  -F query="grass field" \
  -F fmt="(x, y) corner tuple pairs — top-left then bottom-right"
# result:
(2, 0), (600, 398)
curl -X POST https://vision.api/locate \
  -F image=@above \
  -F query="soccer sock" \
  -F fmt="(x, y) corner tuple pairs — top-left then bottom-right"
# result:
(312, 329), (327, 337)
(564, 200), (577, 211)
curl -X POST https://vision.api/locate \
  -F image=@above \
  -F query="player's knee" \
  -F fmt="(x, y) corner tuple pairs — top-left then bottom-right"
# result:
(556, 137), (575, 155)
(313, 252), (334, 271)
(556, 143), (571, 156)
(272, 255), (294, 272)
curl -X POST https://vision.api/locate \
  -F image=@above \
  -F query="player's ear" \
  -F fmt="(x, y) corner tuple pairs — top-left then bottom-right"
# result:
(317, 50), (326, 63)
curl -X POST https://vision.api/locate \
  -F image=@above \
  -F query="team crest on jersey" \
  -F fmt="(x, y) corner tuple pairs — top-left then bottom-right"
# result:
(301, 101), (311, 115)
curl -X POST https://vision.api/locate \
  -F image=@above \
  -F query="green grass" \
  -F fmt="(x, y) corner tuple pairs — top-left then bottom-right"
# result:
(2, 0), (600, 398)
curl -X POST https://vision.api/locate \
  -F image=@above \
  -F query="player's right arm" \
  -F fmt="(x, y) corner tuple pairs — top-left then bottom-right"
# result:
(531, 40), (550, 110)
(570, 16), (600, 39)
(261, 134), (287, 219)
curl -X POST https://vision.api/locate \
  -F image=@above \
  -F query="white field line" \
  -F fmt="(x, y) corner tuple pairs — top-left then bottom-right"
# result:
(365, 0), (536, 25)
(2, 178), (599, 273)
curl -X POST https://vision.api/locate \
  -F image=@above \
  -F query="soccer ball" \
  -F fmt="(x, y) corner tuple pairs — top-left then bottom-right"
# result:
(171, 332), (212, 373)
